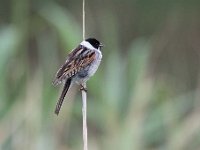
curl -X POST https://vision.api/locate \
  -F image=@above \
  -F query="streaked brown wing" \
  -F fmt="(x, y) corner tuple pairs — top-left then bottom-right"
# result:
(52, 45), (96, 86)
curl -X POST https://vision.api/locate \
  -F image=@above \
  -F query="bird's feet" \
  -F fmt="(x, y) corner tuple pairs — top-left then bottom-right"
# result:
(80, 84), (87, 92)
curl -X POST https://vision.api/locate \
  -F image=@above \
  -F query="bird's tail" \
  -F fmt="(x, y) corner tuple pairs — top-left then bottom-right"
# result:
(55, 78), (72, 115)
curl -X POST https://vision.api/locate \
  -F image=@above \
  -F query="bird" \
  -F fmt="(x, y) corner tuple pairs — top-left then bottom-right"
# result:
(52, 38), (103, 115)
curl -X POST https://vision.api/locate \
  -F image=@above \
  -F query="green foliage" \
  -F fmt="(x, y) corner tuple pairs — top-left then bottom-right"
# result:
(0, 0), (200, 150)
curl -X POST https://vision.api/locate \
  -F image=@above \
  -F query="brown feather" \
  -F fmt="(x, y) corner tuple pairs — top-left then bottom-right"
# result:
(52, 45), (96, 86)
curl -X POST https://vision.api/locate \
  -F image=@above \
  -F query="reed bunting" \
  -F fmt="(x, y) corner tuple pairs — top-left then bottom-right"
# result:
(52, 38), (103, 115)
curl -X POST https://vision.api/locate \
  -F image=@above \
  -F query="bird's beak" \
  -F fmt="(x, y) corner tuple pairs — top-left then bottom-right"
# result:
(99, 43), (104, 47)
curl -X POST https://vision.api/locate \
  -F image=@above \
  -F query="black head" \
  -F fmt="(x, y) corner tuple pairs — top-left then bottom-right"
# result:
(85, 38), (102, 49)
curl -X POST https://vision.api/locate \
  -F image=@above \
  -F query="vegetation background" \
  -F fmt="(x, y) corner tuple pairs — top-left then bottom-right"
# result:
(0, 0), (200, 150)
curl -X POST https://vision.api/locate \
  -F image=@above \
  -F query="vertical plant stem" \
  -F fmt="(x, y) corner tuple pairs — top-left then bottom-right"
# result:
(83, 0), (85, 40)
(82, 83), (87, 150)
(82, 0), (87, 150)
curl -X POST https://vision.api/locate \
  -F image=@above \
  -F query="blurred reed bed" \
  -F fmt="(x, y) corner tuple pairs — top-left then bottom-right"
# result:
(1, 0), (200, 150)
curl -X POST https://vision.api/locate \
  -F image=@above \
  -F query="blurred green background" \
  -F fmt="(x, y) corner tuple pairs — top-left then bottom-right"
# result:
(1, 0), (200, 150)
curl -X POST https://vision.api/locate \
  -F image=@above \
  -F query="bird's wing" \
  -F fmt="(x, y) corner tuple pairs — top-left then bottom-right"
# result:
(52, 45), (96, 86)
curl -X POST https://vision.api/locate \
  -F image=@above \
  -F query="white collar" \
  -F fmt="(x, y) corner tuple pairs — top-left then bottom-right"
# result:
(80, 41), (96, 50)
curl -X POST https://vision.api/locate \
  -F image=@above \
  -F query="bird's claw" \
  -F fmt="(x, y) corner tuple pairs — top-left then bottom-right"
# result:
(80, 85), (87, 92)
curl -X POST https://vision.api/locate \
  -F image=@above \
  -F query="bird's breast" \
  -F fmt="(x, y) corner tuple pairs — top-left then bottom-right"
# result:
(74, 50), (102, 84)
(87, 50), (102, 77)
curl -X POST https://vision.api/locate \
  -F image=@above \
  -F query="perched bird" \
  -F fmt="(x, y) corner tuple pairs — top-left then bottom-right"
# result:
(52, 38), (103, 115)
